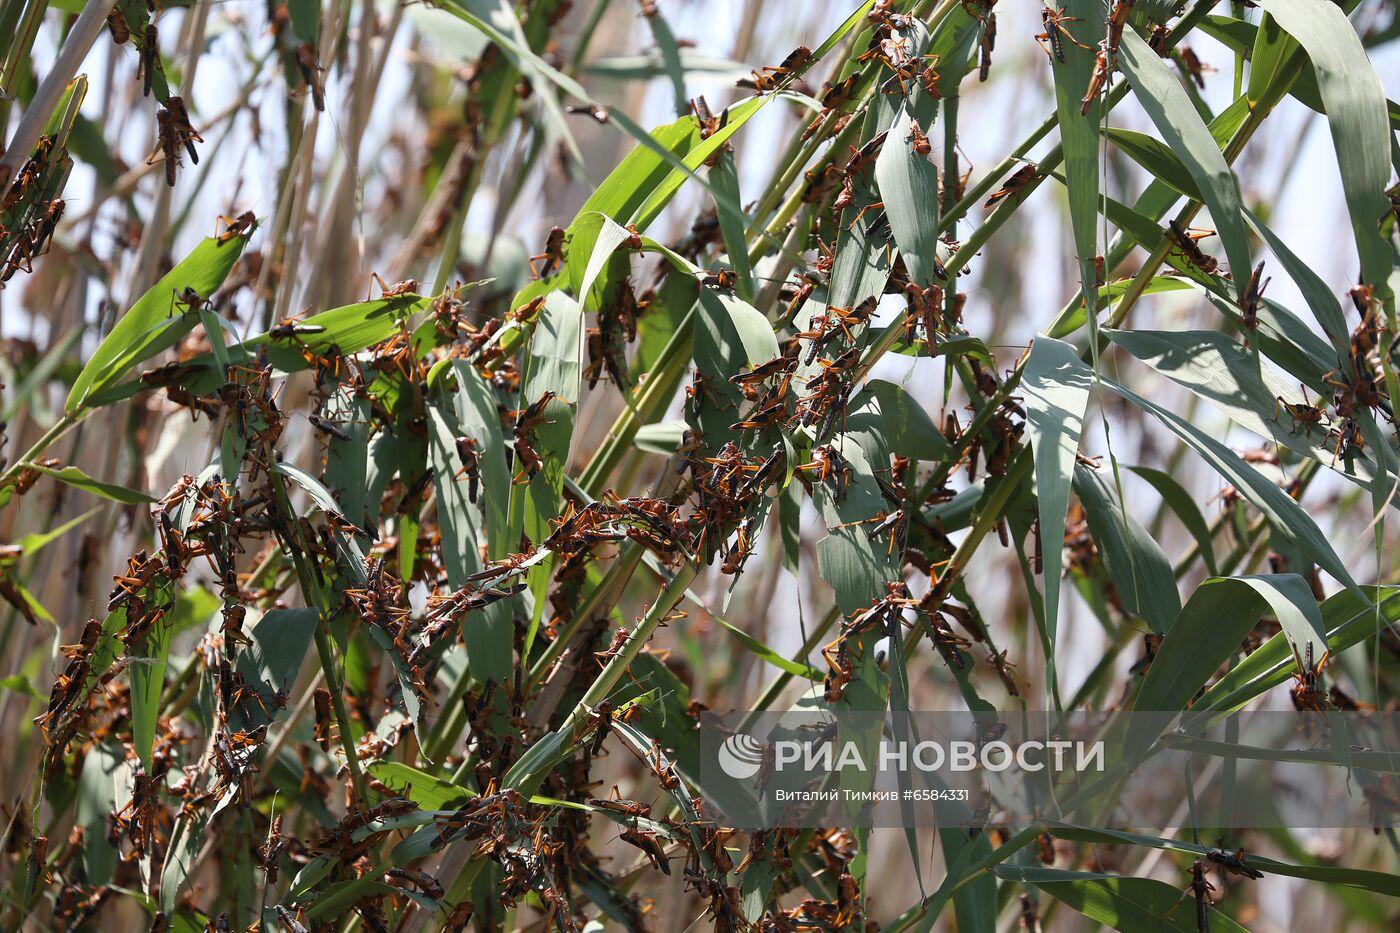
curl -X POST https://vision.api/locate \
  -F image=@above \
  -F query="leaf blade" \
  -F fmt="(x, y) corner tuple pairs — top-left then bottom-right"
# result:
(1118, 29), (1252, 297)
(1261, 0), (1392, 289)
(1022, 338), (1093, 677)
(67, 233), (250, 412)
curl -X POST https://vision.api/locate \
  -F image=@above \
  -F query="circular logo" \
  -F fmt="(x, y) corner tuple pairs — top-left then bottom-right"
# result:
(718, 732), (765, 779)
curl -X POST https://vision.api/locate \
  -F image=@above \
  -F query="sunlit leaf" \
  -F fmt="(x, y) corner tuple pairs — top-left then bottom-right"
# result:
(24, 463), (155, 504)
(68, 233), (250, 412)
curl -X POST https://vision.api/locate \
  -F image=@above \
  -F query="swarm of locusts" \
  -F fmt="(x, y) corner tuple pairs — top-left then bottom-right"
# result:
(0, 134), (70, 286)
(3, 0), (1399, 930)
(13, 252), (926, 928)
